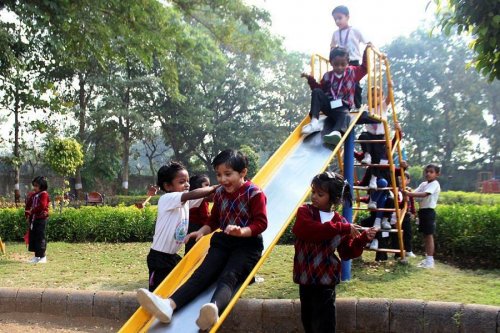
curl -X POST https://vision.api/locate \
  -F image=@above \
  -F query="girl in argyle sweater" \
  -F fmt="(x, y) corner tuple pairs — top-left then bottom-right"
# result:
(137, 149), (267, 331)
(293, 172), (376, 333)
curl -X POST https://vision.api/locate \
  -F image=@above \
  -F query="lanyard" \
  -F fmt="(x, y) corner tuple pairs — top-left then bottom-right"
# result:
(338, 28), (351, 47)
(329, 73), (345, 100)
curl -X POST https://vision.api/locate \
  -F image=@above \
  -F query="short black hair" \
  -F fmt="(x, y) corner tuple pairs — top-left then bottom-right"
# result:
(329, 46), (349, 62)
(157, 161), (186, 191)
(32, 176), (48, 191)
(211, 149), (248, 172)
(311, 171), (352, 207)
(332, 5), (349, 16)
(425, 164), (441, 174)
(189, 174), (210, 191)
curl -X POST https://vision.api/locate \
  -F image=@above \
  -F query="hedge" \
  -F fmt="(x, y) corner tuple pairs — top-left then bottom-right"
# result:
(438, 191), (500, 205)
(0, 203), (498, 267)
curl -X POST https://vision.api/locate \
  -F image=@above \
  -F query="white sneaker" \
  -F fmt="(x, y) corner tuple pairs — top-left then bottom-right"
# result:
(196, 303), (219, 331)
(417, 259), (434, 269)
(301, 120), (323, 135)
(381, 218), (391, 230)
(137, 288), (173, 323)
(37, 256), (47, 264)
(406, 251), (416, 258)
(373, 217), (381, 229)
(369, 176), (378, 190)
(323, 130), (342, 145)
(369, 239), (379, 250)
(368, 200), (377, 210)
(361, 153), (372, 165)
(28, 257), (39, 264)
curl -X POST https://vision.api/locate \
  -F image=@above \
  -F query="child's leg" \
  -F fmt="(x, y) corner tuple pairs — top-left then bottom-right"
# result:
(358, 131), (370, 154)
(309, 88), (331, 119)
(402, 213), (413, 252)
(210, 237), (263, 312)
(299, 284), (336, 333)
(354, 83), (362, 109)
(323, 106), (350, 133)
(33, 219), (47, 258)
(147, 250), (181, 292)
(185, 222), (202, 254)
(424, 234), (434, 256)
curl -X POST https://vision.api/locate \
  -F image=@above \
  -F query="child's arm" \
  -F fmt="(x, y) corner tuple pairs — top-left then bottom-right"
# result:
(337, 227), (377, 260)
(30, 192), (49, 215)
(184, 224), (212, 244)
(180, 185), (218, 202)
(300, 72), (321, 90)
(403, 190), (429, 198)
(292, 206), (352, 242)
(352, 42), (373, 82)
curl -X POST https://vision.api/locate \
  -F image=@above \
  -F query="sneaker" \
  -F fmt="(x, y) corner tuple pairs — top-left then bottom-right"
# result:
(301, 120), (323, 135)
(369, 239), (379, 250)
(323, 130), (342, 145)
(37, 256), (47, 264)
(361, 153), (372, 165)
(417, 259), (434, 269)
(196, 303), (219, 331)
(28, 257), (39, 264)
(136, 288), (173, 323)
(406, 251), (416, 258)
(381, 218), (391, 230)
(369, 176), (378, 190)
(368, 200), (377, 210)
(373, 218), (381, 229)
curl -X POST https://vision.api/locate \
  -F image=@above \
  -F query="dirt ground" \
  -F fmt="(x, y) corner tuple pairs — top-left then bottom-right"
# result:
(0, 313), (121, 333)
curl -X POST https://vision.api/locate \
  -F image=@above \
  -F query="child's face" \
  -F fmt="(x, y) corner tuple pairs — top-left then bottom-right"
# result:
(164, 169), (190, 192)
(215, 164), (246, 193)
(33, 183), (41, 193)
(333, 12), (349, 29)
(200, 179), (210, 188)
(311, 184), (331, 212)
(330, 56), (349, 75)
(370, 89), (384, 107)
(424, 168), (439, 182)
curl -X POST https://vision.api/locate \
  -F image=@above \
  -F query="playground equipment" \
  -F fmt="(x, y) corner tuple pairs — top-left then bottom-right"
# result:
(119, 46), (406, 332)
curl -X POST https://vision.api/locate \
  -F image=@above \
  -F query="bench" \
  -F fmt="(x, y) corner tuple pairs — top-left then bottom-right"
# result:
(85, 192), (105, 206)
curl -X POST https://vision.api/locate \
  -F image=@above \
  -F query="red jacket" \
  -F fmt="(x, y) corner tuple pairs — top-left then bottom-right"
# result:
(293, 204), (369, 286)
(30, 191), (50, 221)
(189, 200), (210, 227)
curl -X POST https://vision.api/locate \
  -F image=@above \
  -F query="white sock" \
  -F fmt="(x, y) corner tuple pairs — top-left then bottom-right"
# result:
(426, 255), (434, 262)
(311, 117), (319, 125)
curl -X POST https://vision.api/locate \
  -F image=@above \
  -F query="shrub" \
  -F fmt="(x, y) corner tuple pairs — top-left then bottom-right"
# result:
(439, 191), (500, 205)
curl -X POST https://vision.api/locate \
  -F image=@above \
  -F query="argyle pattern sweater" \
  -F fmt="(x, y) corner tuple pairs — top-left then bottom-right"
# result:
(293, 204), (369, 286)
(207, 181), (267, 236)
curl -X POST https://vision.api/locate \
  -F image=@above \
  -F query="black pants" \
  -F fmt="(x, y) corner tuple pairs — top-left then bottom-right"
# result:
(359, 132), (385, 177)
(349, 60), (362, 108)
(171, 232), (263, 312)
(28, 219), (47, 258)
(299, 284), (336, 333)
(185, 222), (203, 254)
(393, 213), (413, 255)
(309, 88), (351, 134)
(147, 249), (182, 292)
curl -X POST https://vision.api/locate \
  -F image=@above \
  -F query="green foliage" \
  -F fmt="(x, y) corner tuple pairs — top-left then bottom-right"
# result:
(43, 138), (84, 177)
(240, 145), (259, 179)
(438, 191), (500, 205)
(436, 204), (500, 267)
(0, 206), (156, 242)
(434, 0), (500, 81)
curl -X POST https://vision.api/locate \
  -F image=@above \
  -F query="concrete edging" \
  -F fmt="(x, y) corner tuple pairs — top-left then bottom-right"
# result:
(0, 288), (498, 332)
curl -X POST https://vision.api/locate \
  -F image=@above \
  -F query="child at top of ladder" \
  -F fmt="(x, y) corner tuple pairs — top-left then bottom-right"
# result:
(330, 5), (370, 109)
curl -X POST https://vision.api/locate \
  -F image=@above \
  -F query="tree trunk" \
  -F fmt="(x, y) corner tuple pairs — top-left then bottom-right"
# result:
(13, 86), (20, 205)
(74, 72), (86, 198)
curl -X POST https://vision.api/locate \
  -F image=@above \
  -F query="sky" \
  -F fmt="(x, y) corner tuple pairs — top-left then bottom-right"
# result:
(246, 0), (435, 55)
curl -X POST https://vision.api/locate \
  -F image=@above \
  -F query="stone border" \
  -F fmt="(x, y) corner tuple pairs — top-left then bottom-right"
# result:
(0, 288), (498, 332)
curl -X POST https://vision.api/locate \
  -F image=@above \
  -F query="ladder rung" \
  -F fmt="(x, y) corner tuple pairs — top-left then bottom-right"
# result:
(354, 207), (396, 212)
(355, 163), (391, 168)
(366, 248), (402, 253)
(355, 139), (387, 143)
(357, 227), (400, 233)
(353, 186), (398, 191)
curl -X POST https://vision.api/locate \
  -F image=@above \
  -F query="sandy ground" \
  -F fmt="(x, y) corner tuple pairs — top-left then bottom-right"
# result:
(0, 313), (121, 333)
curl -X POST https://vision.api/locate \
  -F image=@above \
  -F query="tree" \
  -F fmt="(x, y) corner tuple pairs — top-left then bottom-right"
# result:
(433, 0), (500, 81)
(239, 145), (259, 179)
(385, 30), (493, 177)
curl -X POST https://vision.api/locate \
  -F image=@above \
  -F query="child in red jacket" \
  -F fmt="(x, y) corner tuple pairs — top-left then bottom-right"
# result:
(27, 176), (50, 264)
(293, 171), (376, 333)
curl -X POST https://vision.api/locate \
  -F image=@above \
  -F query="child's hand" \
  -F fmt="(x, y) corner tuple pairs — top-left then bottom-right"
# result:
(365, 227), (377, 240)
(224, 225), (248, 237)
(300, 72), (311, 79)
(184, 231), (204, 243)
(350, 224), (361, 238)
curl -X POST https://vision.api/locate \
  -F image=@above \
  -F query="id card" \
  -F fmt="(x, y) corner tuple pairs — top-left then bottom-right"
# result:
(330, 99), (343, 109)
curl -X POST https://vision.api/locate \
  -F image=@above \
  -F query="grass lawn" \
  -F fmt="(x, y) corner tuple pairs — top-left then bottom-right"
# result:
(1, 242), (498, 306)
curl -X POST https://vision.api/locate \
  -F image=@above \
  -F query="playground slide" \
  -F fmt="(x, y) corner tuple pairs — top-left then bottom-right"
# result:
(119, 111), (364, 333)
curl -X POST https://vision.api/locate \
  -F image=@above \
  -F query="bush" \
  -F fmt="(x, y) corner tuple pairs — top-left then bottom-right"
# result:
(0, 206), (156, 242)
(104, 195), (160, 207)
(439, 191), (500, 205)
